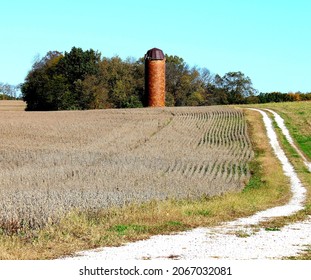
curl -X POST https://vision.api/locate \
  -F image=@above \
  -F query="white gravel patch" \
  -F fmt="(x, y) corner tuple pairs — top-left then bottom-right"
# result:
(61, 108), (310, 260)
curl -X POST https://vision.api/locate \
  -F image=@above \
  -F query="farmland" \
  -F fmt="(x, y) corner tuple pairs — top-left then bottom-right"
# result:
(0, 100), (26, 111)
(0, 106), (253, 232)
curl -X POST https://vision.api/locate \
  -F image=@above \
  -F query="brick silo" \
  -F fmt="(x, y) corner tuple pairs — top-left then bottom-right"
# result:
(145, 48), (165, 107)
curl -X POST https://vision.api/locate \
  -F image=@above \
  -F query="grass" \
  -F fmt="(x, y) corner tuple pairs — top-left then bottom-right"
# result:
(0, 108), (292, 259)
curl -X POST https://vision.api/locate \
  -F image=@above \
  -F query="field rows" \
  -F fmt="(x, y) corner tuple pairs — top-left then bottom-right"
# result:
(0, 106), (253, 231)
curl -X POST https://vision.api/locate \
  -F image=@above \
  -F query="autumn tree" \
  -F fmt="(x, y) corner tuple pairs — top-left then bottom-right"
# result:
(22, 48), (101, 110)
(214, 71), (257, 104)
(98, 56), (144, 108)
(57, 47), (101, 109)
(22, 51), (65, 110)
(21, 47), (264, 110)
(0, 83), (21, 99)
(165, 55), (207, 106)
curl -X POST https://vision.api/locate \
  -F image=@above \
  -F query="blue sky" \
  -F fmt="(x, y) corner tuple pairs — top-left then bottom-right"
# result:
(1, 0), (311, 93)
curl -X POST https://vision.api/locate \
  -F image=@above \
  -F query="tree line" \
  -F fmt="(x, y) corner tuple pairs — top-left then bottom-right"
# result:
(0, 83), (21, 100)
(19, 47), (311, 110)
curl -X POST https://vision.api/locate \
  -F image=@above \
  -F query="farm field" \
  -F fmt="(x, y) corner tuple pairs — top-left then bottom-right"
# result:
(0, 102), (309, 260)
(0, 106), (253, 232)
(65, 103), (311, 261)
(0, 100), (26, 111)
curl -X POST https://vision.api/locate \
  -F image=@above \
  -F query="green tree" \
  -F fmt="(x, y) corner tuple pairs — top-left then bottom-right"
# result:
(165, 55), (206, 106)
(99, 56), (143, 108)
(205, 82), (229, 105)
(57, 47), (100, 84)
(22, 51), (64, 110)
(76, 74), (109, 109)
(165, 55), (188, 106)
(22, 47), (102, 110)
(57, 47), (101, 109)
(215, 71), (257, 104)
(0, 83), (20, 99)
(22, 47), (260, 110)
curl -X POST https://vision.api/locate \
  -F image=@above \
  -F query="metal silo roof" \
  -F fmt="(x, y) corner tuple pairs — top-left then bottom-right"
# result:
(145, 48), (165, 60)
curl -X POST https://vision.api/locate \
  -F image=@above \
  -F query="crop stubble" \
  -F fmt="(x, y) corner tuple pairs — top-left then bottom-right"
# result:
(0, 106), (253, 231)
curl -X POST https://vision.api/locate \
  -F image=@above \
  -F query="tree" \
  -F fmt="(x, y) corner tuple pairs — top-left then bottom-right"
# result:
(21, 47), (263, 110)
(57, 47), (100, 84)
(22, 48), (102, 110)
(0, 83), (21, 99)
(99, 56), (143, 108)
(22, 51), (64, 110)
(74, 74), (109, 109)
(165, 55), (206, 106)
(205, 82), (229, 105)
(214, 71), (257, 104)
(131, 58), (145, 106)
(165, 55), (188, 106)
(57, 47), (101, 109)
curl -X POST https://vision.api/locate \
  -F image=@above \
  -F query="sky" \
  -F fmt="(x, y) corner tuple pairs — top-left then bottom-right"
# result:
(1, 0), (311, 93)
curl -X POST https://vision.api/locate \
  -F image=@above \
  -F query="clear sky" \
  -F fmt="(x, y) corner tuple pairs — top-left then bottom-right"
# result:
(1, 0), (311, 93)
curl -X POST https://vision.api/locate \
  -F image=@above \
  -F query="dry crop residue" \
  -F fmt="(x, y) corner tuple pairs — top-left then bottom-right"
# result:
(63, 108), (311, 261)
(0, 107), (253, 230)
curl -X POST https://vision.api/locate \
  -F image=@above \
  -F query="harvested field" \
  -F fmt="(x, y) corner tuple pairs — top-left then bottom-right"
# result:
(0, 106), (253, 231)
(0, 100), (26, 111)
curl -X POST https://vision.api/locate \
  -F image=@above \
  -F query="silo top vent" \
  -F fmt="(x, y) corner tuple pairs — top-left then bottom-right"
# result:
(145, 48), (165, 60)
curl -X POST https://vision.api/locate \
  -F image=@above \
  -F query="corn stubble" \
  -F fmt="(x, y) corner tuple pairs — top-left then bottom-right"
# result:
(0, 107), (253, 232)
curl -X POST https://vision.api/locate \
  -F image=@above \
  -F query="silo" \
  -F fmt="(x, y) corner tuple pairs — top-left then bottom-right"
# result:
(145, 48), (165, 107)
